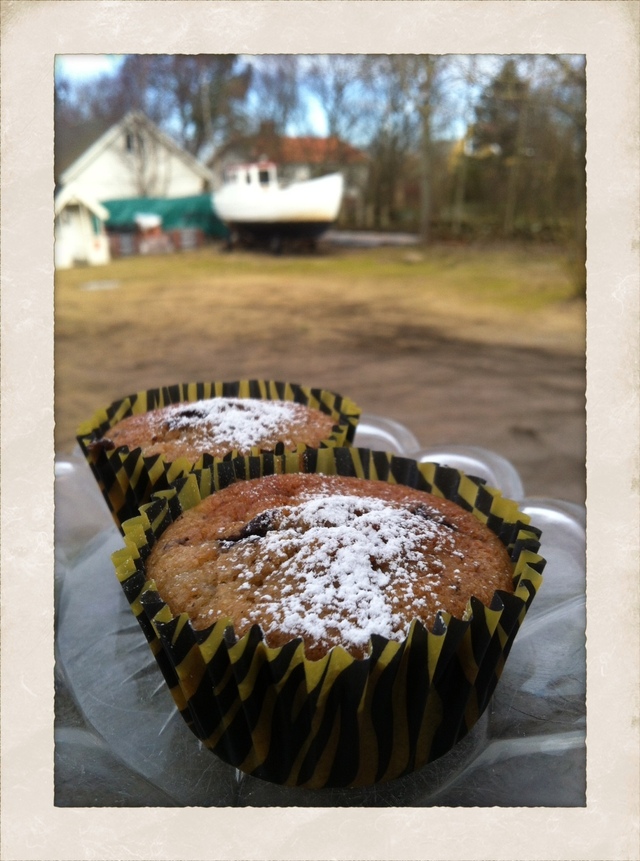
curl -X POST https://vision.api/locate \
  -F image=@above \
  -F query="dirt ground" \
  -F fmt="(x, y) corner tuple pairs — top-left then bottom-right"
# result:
(55, 243), (586, 505)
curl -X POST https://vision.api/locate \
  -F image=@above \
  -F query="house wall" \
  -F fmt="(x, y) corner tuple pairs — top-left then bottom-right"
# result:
(68, 128), (209, 201)
(55, 203), (110, 269)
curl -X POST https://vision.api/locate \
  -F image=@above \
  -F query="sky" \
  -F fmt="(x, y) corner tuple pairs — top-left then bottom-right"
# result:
(55, 54), (124, 80)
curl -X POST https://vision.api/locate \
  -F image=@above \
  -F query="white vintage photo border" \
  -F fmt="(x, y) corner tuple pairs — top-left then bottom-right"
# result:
(1, 1), (639, 859)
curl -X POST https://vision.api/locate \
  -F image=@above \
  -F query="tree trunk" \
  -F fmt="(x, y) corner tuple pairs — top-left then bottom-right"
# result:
(420, 103), (432, 245)
(418, 56), (441, 245)
(451, 141), (468, 236)
(503, 59), (533, 236)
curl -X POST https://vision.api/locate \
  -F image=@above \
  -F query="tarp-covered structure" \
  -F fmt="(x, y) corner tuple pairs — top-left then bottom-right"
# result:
(102, 194), (228, 237)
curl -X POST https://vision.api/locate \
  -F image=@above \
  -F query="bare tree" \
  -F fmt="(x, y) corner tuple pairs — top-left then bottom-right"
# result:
(303, 54), (448, 237)
(448, 57), (480, 236)
(468, 54), (585, 285)
(247, 56), (306, 137)
(304, 55), (370, 142)
(415, 56), (446, 243)
(540, 55), (586, 294)
(158, 55), (251, 160)
(350, 56), (422, 229)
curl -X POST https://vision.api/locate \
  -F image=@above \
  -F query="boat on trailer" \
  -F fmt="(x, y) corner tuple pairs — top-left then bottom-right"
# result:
(213, 161), (344, 252)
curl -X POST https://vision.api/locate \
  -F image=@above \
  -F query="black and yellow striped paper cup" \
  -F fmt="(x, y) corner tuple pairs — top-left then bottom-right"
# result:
(76, 380), (361, 532)
(111, 447), (545, 789)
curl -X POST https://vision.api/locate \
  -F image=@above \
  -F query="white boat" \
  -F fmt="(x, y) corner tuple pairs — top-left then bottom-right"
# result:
(213, 161), (344, 250)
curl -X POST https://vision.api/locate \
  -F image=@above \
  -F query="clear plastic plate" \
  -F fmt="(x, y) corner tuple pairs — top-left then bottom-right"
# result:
(54, 418), (585, 807)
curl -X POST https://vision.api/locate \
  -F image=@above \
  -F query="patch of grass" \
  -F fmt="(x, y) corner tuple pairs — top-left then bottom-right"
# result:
(58, 242), (575, 313)
(55, 240), (585, 454)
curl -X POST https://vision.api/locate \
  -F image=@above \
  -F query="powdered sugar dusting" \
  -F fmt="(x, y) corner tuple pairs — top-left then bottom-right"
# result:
(233, 493), (459, 652)
(165, 397), (313, 450)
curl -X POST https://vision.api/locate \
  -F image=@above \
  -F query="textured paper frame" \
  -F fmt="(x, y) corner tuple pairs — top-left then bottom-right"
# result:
(1, 1), (639, 859)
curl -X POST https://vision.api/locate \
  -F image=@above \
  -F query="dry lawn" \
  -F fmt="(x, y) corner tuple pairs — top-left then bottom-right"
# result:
(55, 242), (586, 504)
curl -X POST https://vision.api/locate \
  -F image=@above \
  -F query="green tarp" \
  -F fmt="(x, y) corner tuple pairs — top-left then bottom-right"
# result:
(102, 194), (228, 237)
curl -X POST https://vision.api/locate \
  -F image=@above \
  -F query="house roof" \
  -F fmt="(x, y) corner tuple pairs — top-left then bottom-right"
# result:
(55, 116), (114, 180)
(54, 185), (110, 220)
(59, 110), (214, 187)
(273, 135), (367, 165)
(219, 130), (368, 168)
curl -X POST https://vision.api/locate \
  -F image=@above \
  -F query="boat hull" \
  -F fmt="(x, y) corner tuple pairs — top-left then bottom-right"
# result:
(229, 219), (336, 243)
(214, 172), (344, 247)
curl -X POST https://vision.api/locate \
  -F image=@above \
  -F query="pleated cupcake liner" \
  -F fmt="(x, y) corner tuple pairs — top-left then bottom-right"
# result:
(111, 447), (545, 789)
(76, 379), (362, 531)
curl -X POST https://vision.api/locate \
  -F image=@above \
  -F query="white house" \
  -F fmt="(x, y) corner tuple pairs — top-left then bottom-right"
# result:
(54, 186), (111, 269)
(58, 111), (214, 202)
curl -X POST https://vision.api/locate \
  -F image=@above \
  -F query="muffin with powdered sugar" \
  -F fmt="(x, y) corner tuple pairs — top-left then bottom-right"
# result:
(76, 379), (361, 530)
(112, 447), (545, 788)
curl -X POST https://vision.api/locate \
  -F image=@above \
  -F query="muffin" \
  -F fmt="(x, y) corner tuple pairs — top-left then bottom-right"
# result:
(94, 397), (338, 462)
(112, 447), (545, 788)
(76, 380), (361, 530)
(145, 472), (515, 661)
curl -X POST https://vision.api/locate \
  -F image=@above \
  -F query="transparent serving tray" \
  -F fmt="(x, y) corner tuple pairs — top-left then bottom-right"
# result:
(54, 414), (586, 807)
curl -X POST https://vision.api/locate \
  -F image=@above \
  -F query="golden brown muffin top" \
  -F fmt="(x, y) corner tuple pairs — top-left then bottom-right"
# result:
(101, 397), (337, 460)
(146, 473), (515, 660)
